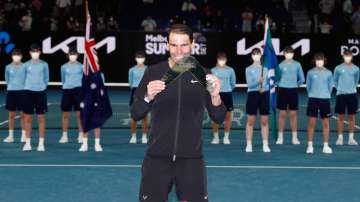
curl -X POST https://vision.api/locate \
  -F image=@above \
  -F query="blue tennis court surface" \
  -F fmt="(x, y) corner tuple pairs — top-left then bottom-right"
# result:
(0, 89), (360, 202)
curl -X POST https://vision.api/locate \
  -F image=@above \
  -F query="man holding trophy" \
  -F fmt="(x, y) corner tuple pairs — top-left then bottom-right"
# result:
(131, 24), (226, 202)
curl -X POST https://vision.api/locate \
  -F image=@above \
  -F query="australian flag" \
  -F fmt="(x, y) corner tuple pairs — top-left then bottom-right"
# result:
(80, 1), (112, 133)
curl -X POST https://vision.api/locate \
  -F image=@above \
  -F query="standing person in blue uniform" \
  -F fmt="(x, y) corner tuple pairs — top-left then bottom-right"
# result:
(22, 43), (49, 152)
(306, 52), (334, 154)
(334, 49), (360, 146)
(210, 52), (236, 144)
(276, 46), (305, 145)
(245, 48), (271, 153)
(3, 49), (26, 143)
(128, 51), (148, 144)
(58, 48), (84, 144)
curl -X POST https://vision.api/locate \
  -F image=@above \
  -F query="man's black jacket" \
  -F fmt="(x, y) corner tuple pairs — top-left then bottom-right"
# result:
(131, 61), (226, 159)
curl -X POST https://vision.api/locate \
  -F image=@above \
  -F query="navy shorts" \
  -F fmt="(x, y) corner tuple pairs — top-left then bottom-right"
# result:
(129, 87), (137, 106)
(23, 90), (47, 114)
(220, 92), (234, 111)
(307, 98), (332, 118)
(139, 155), (208, 202)
(6, 90), (24, 111)
(277, 87), (299, 110)
(61, 87), (83, 111)
(335, 93), (358, 115)
(246, 91), (270, 115)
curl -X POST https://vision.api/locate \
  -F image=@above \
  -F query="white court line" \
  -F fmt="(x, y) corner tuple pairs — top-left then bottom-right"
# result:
(0, 104), (5, 108)
(0, 115), (20, 126)
(331, 108), (360, 129)
(332, 116), (360, 129)
(0, 103), (55, 126)
(0, 164), (359, 170)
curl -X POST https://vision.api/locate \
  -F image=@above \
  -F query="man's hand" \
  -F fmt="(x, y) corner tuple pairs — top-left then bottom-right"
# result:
(206, 74), (222, 106)
(146, 80), (165, 102)
(258, 77), (264, 85)
(258, 77), (265, 93)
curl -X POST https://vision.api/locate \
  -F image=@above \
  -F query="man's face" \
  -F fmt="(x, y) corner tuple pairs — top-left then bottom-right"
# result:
(167, 33), (193, 63)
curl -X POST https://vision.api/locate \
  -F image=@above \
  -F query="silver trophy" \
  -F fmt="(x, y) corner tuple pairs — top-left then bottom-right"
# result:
(161, 56), (215, 93)
(206, 75), (216, 93)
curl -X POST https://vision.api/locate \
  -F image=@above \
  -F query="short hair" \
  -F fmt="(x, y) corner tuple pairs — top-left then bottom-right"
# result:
(251, 48), (262, 55)
(312, 51), (327, 65)
(68, 46), (78, 55)
(168, 24), (193, 42)
(135, 51), (145, 58)
(283, 46), (294, 53)
(217, 51), (227, 59)
(342, 49), (353, 56)
(12, 49), (22, 56)
(30, 43), (41, 52)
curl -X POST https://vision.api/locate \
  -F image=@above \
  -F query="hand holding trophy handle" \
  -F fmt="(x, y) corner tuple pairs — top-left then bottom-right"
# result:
(206, 74), (220, 96)
(146, 80), (165, 102)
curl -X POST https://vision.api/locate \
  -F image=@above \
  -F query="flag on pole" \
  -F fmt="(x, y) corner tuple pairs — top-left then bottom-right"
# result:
(262, 16), (279, 139)
(80, 0), (112, 133)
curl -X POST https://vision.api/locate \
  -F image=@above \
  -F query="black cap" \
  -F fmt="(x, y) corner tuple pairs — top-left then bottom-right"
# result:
(30, 43), (41, 52)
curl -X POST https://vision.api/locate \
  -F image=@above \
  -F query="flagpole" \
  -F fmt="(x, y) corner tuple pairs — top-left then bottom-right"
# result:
(80, 0), (113, 133)
(83, 0), (90, 75)
(85, 0), (89, 17)
(260, 15), (268, 92)
(262, 14), (278, 140)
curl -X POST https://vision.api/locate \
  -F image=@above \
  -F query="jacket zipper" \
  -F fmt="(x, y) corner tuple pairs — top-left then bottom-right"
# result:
(173, 76), (182, 161)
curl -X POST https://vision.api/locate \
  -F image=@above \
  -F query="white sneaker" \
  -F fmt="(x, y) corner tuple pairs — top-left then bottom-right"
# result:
(58, 135), (68, 144)
(263, 144), (271, 153)
(322, 145), (333, 154)
(79, 143), (88, 152)
(306, 146), (314, 154)
(348, 139), (358, 146)
(292, 138), (301, 145)
(223, 138), (231, 145)
(141, 137), (148, 144)
(20, 134), (26, 143)
(336, 137), (344, 145)
(245, 144), (253, 153)
(77, 134), (83, 144)
(275, 138), (283, 145)
(3, 136), (14, 143)
(211, 137), (220, 144)
(129, 136), (137, 144)
(95, 144), (103, 152)
(22, 143), (32, 151)
(37, 143), (45, 152)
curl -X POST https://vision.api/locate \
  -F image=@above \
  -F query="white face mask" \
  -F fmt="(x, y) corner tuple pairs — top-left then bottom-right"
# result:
(344, 56), (352, 63)
(12, 55), (22, 63)
(252, 54), (261, 62)
(217, 60), (226, 67)
(136, 58), (145, 65)
(30, 52), (40, 60)
(285, 53), (294, 60)
(69, 55), (78, 62)
(316, 60), (324, 67)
